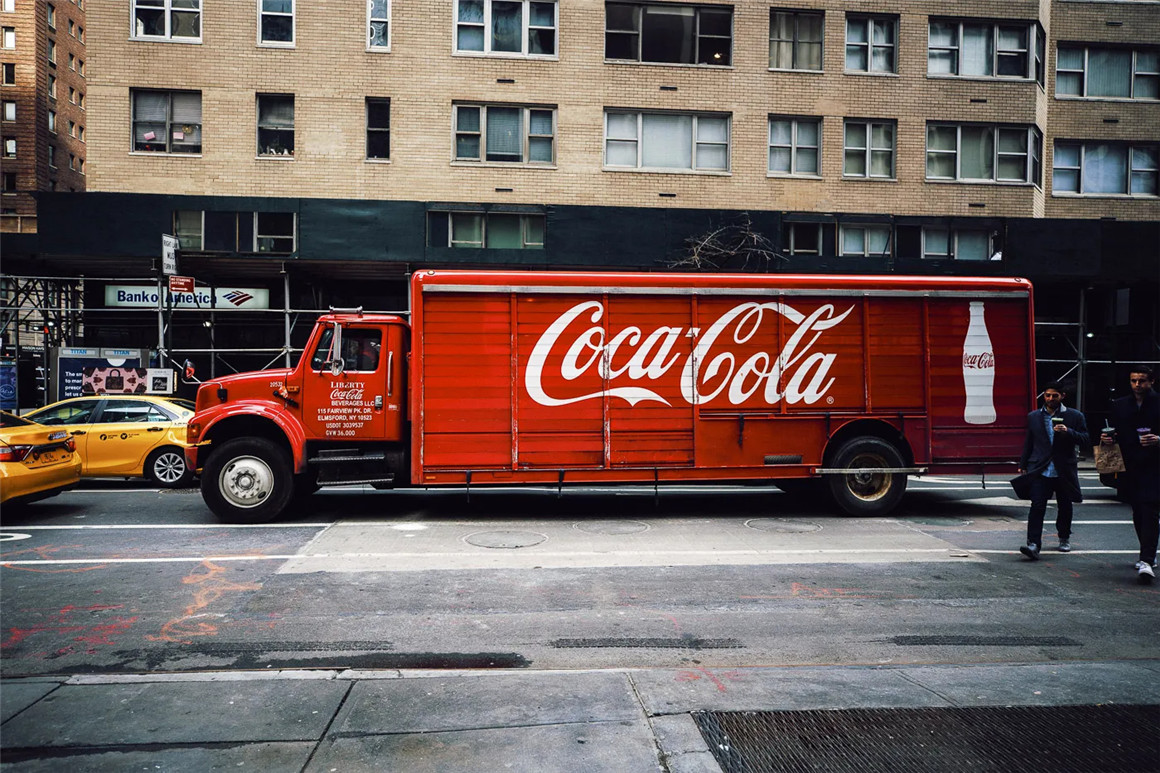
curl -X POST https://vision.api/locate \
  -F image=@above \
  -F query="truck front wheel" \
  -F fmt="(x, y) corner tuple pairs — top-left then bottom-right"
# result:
(827, 437), (907, 516)
(201, 437), (293, 523)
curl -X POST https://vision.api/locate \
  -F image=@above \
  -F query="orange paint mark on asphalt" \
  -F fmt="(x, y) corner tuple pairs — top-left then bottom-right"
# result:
(0, 544), (108, 573)
(147, 560), (261, 645)
(2, 604), (133, 656)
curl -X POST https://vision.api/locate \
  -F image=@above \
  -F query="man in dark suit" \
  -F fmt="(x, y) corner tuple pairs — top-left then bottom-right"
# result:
(1102, 366), (1159, 584)
(1017, 382), (1089, 559)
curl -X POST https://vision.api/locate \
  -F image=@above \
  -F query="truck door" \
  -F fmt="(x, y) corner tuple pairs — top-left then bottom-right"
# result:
(301, 323), (399, 442)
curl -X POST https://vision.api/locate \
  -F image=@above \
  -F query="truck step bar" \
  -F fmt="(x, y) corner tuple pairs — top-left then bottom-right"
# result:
(814, 467), (928, 474)
(309, 451), (388, 465)
(319, 476), (396, 487)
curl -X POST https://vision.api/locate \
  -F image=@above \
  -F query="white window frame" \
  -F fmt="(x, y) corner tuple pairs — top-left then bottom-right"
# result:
(927, 19), (1037, 80)
(3, 137), (15, 158)
(785, 222), (822, 256)
(604, 2), (733, 67)
(48, 74), (56, 98)
(1055, 45), (1159, 101)
(131, 0), (202, 43)
(2, 101), (14, 121)
(839, 224), (891, 257)
(925, 123), (1042, 184)
(174, 210), (204, 250)
(444, 212), (546, 249)
(132, 89), (203, 154)
(1052, 141), (1159, 198)
(254, 212), (296, 253)
(922, 228), (996, 261)
(768, 9), (823, 72)
(367, 0), (390, 51)
(455, 0), (558, 59)
(1, 1), (13, 14)
(842, 119), (894, 179)
(1, 27), (13, 50)
(256, 93), (294, 157)
(47, 144), (56, 168)
(47, 3), (55, 29)
(258, 0), (295, 47)
(47, 109), (55, 132)
(47, 39), (56, 65)
(768, 116), (821, 177)
(845, 15), (896, 74)
(603, 109), (731, 173)
(453, 103), (556, 165)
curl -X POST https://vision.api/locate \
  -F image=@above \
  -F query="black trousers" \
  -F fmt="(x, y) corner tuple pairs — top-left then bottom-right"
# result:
(1132, 500), (1160, 565)
(1026, 475), (1073, 546)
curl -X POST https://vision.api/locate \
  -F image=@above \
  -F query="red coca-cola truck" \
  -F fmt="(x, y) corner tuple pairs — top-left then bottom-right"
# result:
(187, 270), (1035, 522)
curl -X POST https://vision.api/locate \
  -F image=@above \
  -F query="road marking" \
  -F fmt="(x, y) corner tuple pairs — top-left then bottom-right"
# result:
(8, 524), (330, 530)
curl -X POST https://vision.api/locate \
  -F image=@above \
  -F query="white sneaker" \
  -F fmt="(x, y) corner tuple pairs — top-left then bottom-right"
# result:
(1139, 563), (1156, 584)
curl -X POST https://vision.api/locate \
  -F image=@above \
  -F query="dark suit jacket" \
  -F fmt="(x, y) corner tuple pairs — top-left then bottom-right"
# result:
(1109, 389), (1159, 504)
(1019, 405), (1089, 502)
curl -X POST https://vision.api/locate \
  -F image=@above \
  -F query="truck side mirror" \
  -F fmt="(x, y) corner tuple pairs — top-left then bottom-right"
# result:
(326, 323), (345, 376)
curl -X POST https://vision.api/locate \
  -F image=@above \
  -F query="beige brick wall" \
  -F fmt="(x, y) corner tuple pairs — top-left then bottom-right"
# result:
(86, 0), (1156, 221)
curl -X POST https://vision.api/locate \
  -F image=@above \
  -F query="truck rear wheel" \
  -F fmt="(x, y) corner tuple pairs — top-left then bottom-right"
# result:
(201, 437), (293, 523)
(827, 437), (907, 516)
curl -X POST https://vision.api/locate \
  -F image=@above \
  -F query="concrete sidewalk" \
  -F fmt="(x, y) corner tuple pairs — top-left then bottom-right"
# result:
(2, 659), (1158, 772)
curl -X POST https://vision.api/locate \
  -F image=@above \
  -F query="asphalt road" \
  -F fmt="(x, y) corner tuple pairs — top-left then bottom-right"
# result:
(1, 473), (1156, 679)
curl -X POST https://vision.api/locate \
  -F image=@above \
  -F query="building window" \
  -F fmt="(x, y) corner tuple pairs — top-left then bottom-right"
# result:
(2, 171), (15, 191)
(605, 3), (731, 66)
(68, 119), (75, 136)
(2, 137), (14, 157)
(68, 152), (75, 170)
(1053, 142), (1159, 197)
(785, 222), (821, 256)
(2, 63), (13, 85)
(77, 91), (84, 108)
(1, 28), (13, 50)
(843, 120), (894, 178)
(430, 211), (545, 249)
(1056, 46), (1159, 101)
(68, 19), (74, 36)
(257, 93), (294, 156)
(77, 125), (84, 142)
(928, 19), (1040, 79)
(926, 124), (1042, 184)
(259, 0), (294, 45)
(1, 1), (11, 14)
(367, 0), (389, 49)
(134, 0), (202, 41)
(923, 228), (995, 261)
(78, 59), (83, 76)
(47, 4), (55, 28)
(47, 40), (56, 65)
(48, 74), (56, 98)
(2, 100), (13, 121)
(254, 212), (295, 252)
(845, 15), (895, 73)
(47, 144), (56, 167)
(78, 26), (84, 43)
(454, 103), (555, 164)
(457, 0), (556, 57)
(47, 109), (55, 132)
(69, 53), (74, 70)
(769, 10), (822, 71)
(366, 97), (390, 160)
(132, 90), (202, 153)
(605, 110), (729, 171)
(840, 225), (890, 257)
(768, 116), (820, 176)
(174, 210), (203, 249)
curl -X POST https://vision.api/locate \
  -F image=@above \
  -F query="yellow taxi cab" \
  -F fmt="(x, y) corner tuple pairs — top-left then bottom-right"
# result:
(25, 395), (195, 487)
(0, 410), (83, 507)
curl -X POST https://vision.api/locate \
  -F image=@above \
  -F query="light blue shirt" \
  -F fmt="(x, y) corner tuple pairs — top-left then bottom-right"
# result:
(1041, 405), (1066, 478)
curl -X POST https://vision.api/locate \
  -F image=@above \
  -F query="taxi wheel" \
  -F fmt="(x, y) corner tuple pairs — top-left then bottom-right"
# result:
(147, 446), (192, 488)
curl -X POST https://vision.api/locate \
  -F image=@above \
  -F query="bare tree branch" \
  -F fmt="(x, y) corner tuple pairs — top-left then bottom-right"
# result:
(668, 213), (787, 272)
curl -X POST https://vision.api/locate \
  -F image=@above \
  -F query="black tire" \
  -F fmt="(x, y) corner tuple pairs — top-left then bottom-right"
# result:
(826, 437), (907, 516)
(201, 437), (293, 523)
(146, 446), (192, 488)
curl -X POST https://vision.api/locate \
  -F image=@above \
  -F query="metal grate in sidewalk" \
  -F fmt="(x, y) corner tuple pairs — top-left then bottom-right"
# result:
(693, 704), (1160, 773)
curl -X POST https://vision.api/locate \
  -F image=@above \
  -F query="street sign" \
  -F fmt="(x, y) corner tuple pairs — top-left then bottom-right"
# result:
(168, 275), (195, 293)
(161, 234), (179, 276)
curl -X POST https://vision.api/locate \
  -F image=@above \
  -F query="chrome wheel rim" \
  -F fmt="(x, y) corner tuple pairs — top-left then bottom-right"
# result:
(153, 451), (187, 485)
(218, 454), (274, 509)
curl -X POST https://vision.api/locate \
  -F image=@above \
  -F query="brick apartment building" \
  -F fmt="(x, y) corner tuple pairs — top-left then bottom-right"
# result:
(0, 0), (86, 230)
(1, 0), (1158, 414)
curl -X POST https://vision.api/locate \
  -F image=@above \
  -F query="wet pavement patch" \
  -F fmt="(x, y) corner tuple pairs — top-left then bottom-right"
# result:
(694, 704), (1160, 773)
(745, 519), (822, 533)
(552, 637), (742, 649)
(889, 635), (1081, 647)
(573, 520), (650, 535)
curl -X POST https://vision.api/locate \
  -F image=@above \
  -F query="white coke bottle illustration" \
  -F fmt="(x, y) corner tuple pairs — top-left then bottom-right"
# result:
(962, 301), (997, 424)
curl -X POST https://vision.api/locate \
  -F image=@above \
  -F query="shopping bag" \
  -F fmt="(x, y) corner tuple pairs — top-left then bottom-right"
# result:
(1010, 471), (1037, 500)
(1093, 443), (1125, 474)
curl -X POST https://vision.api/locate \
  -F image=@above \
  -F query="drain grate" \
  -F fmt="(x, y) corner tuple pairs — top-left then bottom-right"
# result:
(694, 704), (1159, 773)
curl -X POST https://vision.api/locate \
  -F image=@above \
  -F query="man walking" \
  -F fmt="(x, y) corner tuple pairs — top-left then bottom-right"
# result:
(1017, 382), (1089, 559)
(1103, 366), (1159, 584)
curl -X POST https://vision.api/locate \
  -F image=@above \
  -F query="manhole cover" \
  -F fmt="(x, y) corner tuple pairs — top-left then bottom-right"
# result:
(745, 518), (822, 534)
(573, 520), (650, 535)
(907, 517), (971, 526)
(463, 530), (547, 549)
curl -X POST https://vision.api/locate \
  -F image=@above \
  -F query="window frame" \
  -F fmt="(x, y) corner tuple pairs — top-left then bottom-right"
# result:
(1051, 141), (1159, 198)
(2, 137), (15, 158)
(845, 14), (896, 74)
(839, 224), (891, 257)
(1055, 45), (1159, 101)
(2, 100), (15, 122)
(367, 0), (390, 51)
(131, 88), (203, 154)
(455, 0), (558, 59)
(174, 209), (204, 250)
(453, 102), (556, 166)
(131, 0), (202, 43)
(767, 116), (821, 177)
(784, 221), (822, 256)
(365, 97), (390, 161)
(768, 9), (823, 72)
(1, 27), (14, 50)
(927, 19), (1039, 80)
(253, 211), (296, 253)
(922, 227), (996, 261)
(604, 2), (733, 67)
(258, 0), (295, 47)
(603, 109), (731, 173)
(842, 119), (895, 179)
(256, 93), (294, 157)
(925, 123), (1042, 185)
(1, 63), (13, 85)
(437, 211), (546, 249)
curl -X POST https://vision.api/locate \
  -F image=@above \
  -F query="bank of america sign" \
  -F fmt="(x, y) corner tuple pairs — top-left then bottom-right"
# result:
(104, 285), (270, 310)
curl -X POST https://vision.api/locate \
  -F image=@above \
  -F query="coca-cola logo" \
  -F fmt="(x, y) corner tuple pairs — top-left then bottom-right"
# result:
(962, 351), (995, 369)
(525, 300), (854, 407)
(330, 387), (365, 401)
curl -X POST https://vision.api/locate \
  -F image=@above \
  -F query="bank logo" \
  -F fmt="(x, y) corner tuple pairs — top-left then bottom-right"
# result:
(223, 290), (255, 306)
